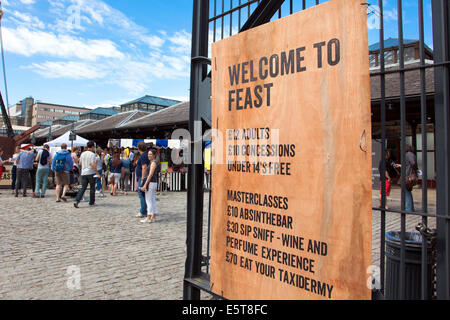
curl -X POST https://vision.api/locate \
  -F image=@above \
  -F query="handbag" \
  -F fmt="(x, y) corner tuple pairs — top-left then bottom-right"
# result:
(405, 168), (418, 191)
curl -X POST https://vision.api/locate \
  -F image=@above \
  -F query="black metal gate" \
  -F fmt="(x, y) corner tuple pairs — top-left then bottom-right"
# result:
(184, 0), (450, 300)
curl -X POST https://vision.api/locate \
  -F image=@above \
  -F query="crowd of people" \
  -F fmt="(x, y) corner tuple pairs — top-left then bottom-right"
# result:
(1, 141), (421, 217)
(0, 141), (160, 223)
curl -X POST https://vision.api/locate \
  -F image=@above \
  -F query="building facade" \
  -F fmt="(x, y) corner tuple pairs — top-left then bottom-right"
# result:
(32, 102), (88, 126)
(7, 98), (89, 127)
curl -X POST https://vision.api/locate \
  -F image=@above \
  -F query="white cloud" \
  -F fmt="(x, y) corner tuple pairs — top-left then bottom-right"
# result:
(26, 61), (105, 79)
(140, 35), (165, 49)
(6, 0), (192, 98)
(168, 30), (191, 54)
(19, 0), (36, 4)
(48, 0), (166, 51)
(11, 10), (45, 29)
(3, 26), (124, 60)
(105, 55), (190, 95)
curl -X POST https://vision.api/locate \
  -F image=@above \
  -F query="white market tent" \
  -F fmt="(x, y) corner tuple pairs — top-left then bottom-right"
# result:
(46, 131), (89, 148)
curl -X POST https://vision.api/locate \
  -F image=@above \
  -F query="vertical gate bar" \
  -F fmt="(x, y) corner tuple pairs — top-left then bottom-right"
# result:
(289, 0), (292, 15)
(418, 0), (428, 215)
(214, 0), (217, 42)
(184, 0), (209, 300)
(432, 0), (450, 300)
(397, 0), (407, 300)
(230, 0), (233, 36)
(378, 0), (387, 295)
(221, 0), (225, 39)
(378, 0), (386, 293)
(418, 0), (429, 300)
(206, 164), (213, 274)
(239, 0), (242, 30)
(302, 0), (305, 10)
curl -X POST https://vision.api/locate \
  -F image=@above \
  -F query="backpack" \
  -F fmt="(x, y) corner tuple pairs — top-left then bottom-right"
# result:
(40, 149), (50, 166)
(54, 152), (67, 172)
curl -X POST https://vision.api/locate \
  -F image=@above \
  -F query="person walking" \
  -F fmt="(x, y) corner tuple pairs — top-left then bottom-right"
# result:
(52, 143), (74, 203)
(30, 148), (38, 198)
(34, 144), (52, 198)
(0, 147), (5, 192)
(104, 148), (111, 193)
(95, 148), (105, 197)
(14, 147), (35, 197)
(10, 146), (20, 194)
(135, 142), (149, 218)
(109, 153), (123, 196)
(378, 150), (398, 210)
(404, 145), (418, 213)
(74, 142), (101, 208)
(140, 149), (160, 223)
(394, 145), (418, 212)
(70, 147), (81, 188)
(120, 152), (131, 194)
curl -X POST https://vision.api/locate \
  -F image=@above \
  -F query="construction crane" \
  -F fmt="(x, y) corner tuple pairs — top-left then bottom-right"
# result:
(0, 3), (39, 159)
(0, 2), (13, 139)
(0, 90), (13, 139)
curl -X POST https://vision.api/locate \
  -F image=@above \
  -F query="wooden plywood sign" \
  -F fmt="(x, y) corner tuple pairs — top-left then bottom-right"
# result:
(210, 0), (372, 300)
(0, 165), (13, 187)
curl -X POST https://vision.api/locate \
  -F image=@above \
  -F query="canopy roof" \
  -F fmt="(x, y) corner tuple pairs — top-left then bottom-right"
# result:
(121, 95), (182, 107)
(46, 131), (89, 147)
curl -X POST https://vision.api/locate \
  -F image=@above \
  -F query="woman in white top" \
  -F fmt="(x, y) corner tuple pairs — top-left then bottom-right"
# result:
(140, 149), (159, 224)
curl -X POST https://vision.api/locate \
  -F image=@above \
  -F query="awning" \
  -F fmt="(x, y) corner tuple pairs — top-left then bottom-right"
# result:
(118, 139), (181, 149)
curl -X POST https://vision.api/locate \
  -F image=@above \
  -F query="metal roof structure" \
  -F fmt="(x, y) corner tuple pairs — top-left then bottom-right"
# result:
(34, 119), (96, 142)
(80, 107), (120, 117)
(53, 115), (80, 124)
(76, 110), (150, 135)
(122, 101), (189, 129)
(121, 95), (182, 107)
(39, 120), (53, 127)
(369, 37), (433, 54)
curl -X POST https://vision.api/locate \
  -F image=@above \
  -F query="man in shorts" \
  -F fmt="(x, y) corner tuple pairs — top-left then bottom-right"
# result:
(52, 143), (74, 203)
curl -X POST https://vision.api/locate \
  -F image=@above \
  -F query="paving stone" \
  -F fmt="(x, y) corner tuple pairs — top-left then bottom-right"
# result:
(0, 190), (195, 300)
(0, 187), (437, 299)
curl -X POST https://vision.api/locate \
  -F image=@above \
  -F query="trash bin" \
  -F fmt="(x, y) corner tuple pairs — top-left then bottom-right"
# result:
(385, 231), (433, 300)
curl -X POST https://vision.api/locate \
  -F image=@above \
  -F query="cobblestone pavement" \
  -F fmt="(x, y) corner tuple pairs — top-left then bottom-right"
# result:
(0, 186), (437, 300)
(371, 186), (437, 268)
(0, 190), (192, 300)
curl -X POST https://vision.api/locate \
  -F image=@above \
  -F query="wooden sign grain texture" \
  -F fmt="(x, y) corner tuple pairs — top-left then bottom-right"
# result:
(211, 0), (372, 300)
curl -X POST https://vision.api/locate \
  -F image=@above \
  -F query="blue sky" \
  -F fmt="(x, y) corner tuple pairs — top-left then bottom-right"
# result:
(1, 0), (193, 109)
(0, 0), (434, 110)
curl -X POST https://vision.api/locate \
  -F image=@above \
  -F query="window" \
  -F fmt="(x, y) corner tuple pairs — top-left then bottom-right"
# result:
(404, 47), (416, 62)
(384, 50), (396, 65)
(370, 54), (377, 68)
